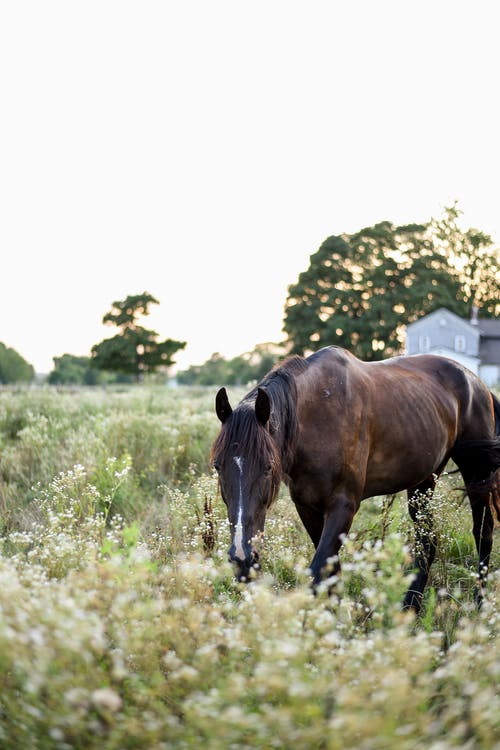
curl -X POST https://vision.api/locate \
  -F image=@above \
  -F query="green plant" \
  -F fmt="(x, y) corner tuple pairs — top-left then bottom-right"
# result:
(0, 385), (498, 748)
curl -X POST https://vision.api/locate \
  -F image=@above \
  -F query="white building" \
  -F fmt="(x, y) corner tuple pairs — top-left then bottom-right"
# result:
(405, 308), (500, 387)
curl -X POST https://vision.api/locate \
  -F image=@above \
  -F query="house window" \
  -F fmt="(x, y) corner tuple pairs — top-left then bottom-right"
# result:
(419, 335), (430, 352)
(455, 335), (466, 353)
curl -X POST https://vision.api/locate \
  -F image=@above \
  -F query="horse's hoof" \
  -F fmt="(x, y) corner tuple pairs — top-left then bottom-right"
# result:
(402, 591), (422, 614)
(473, 586), (484, 610)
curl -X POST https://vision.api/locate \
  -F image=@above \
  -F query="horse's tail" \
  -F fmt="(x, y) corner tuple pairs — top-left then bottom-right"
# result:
(493, 392), (500, 438)
(492, 393), (500, 526)
(452, 391), (500, 527)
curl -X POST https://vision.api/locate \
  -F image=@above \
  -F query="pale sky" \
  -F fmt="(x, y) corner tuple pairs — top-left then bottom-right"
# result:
(1, 1), (499, 373)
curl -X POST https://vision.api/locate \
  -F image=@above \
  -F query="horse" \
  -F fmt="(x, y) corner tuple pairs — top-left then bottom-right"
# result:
(211, 346), (500, 611)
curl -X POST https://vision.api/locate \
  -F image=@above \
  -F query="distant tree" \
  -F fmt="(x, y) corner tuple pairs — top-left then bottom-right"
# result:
(235, 343), (284, 383)
(284, 220), (464, 360)
(0, 343), (34, 384)
(91, 293), (186, 381)
(48, 354), (95, 385)
(48, 354), (131, 385)
(177, 353), (229, 386)
(177, 343), (285, 386)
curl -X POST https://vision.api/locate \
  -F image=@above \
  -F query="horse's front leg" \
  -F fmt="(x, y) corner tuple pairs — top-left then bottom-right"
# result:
(403, 479), (436, 612)
(309, 492), (358, 587)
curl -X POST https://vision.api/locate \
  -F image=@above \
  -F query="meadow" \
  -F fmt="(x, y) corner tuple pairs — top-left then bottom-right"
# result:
(0, 385), (498, 749)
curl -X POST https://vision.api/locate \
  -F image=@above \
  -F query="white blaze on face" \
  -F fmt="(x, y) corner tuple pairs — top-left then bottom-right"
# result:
(233, 456), (245, 560)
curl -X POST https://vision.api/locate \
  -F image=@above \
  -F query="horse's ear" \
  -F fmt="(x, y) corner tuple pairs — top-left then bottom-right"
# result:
(216, 387), (233, 424)
(255, 387), (271, 426)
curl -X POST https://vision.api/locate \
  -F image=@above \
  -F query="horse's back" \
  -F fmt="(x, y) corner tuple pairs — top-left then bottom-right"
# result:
(308, 348), (493, 434)
(391, 353), (495, 440)
(293, 347), (495, 498)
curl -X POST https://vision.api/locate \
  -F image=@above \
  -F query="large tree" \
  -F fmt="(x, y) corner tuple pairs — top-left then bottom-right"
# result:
(284, 209), (500, 360)
(284, 221), (461, 360)
(91, 293), (186, 381)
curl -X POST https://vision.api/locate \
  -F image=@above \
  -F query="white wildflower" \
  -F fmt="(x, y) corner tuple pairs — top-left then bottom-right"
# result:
(91, 687), (122, 713)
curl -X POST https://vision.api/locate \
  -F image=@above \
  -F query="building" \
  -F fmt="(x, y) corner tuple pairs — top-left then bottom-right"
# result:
(405, 307), (500, 387)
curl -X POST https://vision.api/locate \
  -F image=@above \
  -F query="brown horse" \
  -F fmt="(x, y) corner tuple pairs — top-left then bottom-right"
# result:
(212, 346), (500, 610)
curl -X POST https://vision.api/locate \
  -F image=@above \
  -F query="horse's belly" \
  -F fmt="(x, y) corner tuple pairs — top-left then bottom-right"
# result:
(363, 446), (448, 498)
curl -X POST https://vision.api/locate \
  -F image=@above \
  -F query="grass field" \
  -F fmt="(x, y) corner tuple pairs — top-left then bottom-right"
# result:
(0, 385), (499, 749)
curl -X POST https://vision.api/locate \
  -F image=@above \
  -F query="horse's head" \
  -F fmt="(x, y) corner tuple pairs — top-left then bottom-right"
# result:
(212, 386), (281, 581)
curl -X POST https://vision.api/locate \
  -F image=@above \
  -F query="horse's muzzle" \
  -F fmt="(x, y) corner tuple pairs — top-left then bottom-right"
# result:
(229, 546), (260, 582)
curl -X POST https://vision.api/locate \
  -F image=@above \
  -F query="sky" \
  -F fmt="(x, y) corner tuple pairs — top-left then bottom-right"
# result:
(1, 1), (499, 374)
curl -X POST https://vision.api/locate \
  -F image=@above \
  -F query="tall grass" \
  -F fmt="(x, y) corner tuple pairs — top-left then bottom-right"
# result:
(0, 385), (498, 749)
(0, 386), (223, 530)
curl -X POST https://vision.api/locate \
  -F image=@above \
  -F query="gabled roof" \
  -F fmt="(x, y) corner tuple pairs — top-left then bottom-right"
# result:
(406, 309), (500, 365)
(406, 307), (479, 336)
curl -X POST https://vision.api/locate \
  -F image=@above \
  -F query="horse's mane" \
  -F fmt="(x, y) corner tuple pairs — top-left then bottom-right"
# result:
(211, 355), (309, 501)
(257, 355), (308, 474)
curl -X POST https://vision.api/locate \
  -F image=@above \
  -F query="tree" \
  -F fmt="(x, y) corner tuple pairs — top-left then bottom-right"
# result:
(177, 343), (285, 386)
(48, 354), (95, 385)
(48, 354), (131, 385)
(0, 342), (34, 384)
(91, 293), (186, 381)
(284, 220), (464, 360)
(431, 202), (500, 317)
(177, 353), (229, 386)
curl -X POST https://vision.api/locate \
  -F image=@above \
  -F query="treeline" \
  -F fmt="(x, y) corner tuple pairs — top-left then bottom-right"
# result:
(176, 343), (285, 386)
(0, 345), (284, 388)
(0, 348), (129, 386)
(1, 293), (184, 386)
(3, 205), (499, 384)
(47, 355), (133, 385)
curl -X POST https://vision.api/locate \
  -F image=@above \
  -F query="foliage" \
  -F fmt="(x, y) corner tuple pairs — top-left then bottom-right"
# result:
(0, 342), (34, 384)
(91, 292), (186, 381)
(177, 343), (285, 386)
(47, 354), (132, 385)
(0, 385), (499, 748)
(431, 202), (500, 317)
(48, 354), (95, 385)
(284, 207), (500, 360)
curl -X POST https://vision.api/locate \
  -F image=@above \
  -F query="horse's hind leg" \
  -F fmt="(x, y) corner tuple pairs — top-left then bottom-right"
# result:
(468, 492), (494, 607)
(453, 446), (496, 606)
(403, 478), (437, 613)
